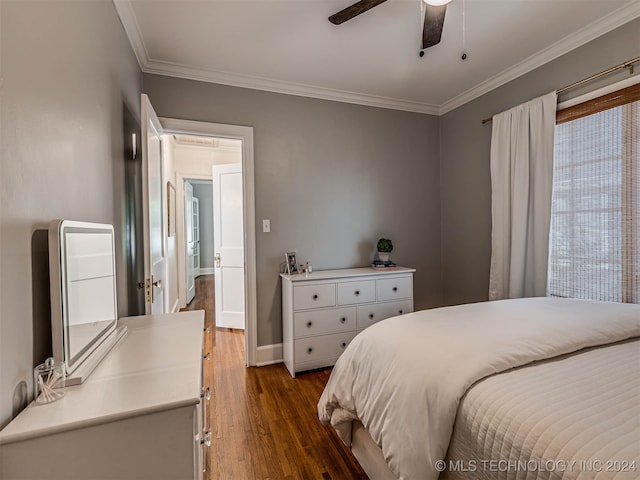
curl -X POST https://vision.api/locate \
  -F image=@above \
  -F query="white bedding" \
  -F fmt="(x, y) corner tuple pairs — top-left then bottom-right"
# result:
(443, 339), (640, 480)
(317, 298), (640, 480)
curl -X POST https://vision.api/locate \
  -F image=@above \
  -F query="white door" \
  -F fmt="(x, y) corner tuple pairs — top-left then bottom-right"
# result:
(141, 94), (166, 315)
(213, 164), (245, 330)
(185, 181), (196, 304)
(193, 197), (201, 277)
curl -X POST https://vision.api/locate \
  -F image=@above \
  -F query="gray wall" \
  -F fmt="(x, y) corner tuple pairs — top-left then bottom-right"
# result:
(192, 182), (214, 269)
(0, 0), (142, 427)
(143, 74), (443, 347)
(440, 18), (640, 307)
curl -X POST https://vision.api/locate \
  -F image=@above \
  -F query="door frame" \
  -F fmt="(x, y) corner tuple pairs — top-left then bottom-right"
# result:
(192, 196), (201, 278)
(162, 117), (257, 368)
(184, 180), (196, 305)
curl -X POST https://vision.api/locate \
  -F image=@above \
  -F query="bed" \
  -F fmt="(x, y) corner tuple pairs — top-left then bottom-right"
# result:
(318, 297), (640, 480)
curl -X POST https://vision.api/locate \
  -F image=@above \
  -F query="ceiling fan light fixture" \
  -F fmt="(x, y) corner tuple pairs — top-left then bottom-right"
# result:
(424, 0), (452, 5)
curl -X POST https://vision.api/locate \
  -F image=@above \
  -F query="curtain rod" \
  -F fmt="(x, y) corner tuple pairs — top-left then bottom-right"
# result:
(481, 56), (640, 125)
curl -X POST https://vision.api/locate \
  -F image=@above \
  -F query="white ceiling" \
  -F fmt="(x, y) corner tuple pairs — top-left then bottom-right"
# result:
(115, 0), (640, 115)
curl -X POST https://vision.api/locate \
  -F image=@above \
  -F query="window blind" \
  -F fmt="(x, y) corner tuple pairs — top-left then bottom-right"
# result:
(548, 84), (639, 303)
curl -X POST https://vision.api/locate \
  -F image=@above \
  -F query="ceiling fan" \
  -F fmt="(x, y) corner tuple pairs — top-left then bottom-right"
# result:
(328, 0), (452, 53)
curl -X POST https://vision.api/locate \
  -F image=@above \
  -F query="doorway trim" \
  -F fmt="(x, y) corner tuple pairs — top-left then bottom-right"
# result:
(161, 117), (257, 368)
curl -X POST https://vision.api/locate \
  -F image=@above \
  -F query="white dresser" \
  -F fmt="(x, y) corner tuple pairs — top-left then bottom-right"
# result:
(0, 310), (209, 480)
(281, 267), (415, 377)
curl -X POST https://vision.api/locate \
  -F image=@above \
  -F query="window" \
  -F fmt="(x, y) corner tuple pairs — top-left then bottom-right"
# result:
(548, 83), (639, 303)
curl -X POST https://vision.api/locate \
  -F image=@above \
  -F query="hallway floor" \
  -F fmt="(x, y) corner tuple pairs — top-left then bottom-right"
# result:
(182, 275), (367, 479)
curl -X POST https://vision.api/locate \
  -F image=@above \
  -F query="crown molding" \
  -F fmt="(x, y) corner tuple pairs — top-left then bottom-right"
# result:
(113, 0), (149, 69)
(114, 0), (640, 117)
(113, 0), (437, 115)
(439, 1), (640, 115)
(144, 59), (441, 115)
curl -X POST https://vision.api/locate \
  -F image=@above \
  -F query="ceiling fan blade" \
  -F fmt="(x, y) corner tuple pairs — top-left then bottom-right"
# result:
(422, 4), (447, 49)
(328, 0), (387, 25)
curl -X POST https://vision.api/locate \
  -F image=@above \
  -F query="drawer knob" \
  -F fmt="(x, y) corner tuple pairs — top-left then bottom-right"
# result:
(307, 321), (313, 328)
(369, 313), (374, 319)
(399, 310), (404, 314)
(307, 347), (313, 354)
(393, 287), (398, 292)
(341, 342), (347, 348)
(203, 352), (211, 360)
(355, 290), (360, 296)
(340, 317), (346, 323)
(313, 294), (318, 300)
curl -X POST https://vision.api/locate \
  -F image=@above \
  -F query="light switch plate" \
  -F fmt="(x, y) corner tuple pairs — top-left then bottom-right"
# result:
(262, 219), (270, 233)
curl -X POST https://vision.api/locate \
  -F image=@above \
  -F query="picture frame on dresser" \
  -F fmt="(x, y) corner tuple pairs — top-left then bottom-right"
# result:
(285, 251), (298, 274)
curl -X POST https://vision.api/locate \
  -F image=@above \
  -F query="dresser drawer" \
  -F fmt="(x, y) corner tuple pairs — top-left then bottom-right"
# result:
(357, 300), (413, 331)
(337, 280), (375, 305)
(294, 331), (356, 366)
(293, 283), (336, 310)
(294, 307), (356, 338)
(376, 276), (413, 301)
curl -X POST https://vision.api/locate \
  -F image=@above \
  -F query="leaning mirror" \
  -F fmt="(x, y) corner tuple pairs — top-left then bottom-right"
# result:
(49, 220), (126, 385)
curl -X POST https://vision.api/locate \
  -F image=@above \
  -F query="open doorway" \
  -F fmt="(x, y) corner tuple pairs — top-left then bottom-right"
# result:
(183, 174), (245, 333)
(170, 135), (245, 329)
(159, 118), (257, 367)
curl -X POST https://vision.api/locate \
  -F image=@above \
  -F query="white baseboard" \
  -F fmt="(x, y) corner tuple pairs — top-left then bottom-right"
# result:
(198, 268), (214, 275)
(256, 343), (283, 366)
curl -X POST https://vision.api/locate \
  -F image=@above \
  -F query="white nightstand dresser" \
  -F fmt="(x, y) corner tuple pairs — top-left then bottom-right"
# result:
(281, 267), (415, 377)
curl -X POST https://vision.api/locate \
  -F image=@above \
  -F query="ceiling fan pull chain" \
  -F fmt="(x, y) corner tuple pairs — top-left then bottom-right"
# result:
(419, 0), (425, 57)
(461, 0), (468, 60)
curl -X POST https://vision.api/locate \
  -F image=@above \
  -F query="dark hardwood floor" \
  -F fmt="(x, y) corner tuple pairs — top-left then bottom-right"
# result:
(182, 275), (368, 480)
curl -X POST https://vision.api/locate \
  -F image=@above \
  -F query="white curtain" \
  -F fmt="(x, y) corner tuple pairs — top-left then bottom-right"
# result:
(489, 92), (557, 300)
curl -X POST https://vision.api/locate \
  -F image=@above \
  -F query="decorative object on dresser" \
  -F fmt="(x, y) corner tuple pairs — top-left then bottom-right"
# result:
(33, 357), (65, 404)
(376, 238), (393, 262)
(285, 251), (298, 274)
(372, 259), (398, 270)
(373, 238), (397, 269)
(281, 266), (415, 377)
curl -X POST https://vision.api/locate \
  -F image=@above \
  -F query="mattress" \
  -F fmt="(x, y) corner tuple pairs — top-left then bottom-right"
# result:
(442, 339), (640, 480)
